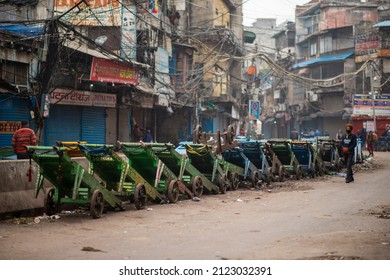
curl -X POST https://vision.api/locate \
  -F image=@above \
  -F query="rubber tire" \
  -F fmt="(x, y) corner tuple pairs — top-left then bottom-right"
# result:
(192, 176), (204, 197)
(251, 170), (261, 188)
(195, 125), (203, 144)
(134, 183), (146, 210)
(219, 174), (228, 194)
(226, 125), (235, 144)
(278, 166), (286, 182)
(44, 187), (57, 216)
(267, 167), (275, 183)
(230, 172), (240, 190)
(168, 180), (180, 203)
(90, 189), (104, 219)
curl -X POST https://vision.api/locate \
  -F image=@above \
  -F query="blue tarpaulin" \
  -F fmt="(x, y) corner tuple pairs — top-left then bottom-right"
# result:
(0, 24), (45, 38)
(293, 51), (354, 69)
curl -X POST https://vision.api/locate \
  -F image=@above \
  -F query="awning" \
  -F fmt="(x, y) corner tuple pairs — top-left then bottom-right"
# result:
(64, 40), (117, 60)
(300, 116), (313, 121)
(133, 83), (157, 95)
(64, 41), (151, 69)
(264, 117), (275, 124)
(374, 20), (390, 28)
(314, 111), (344, 117)
(293, 51), (354, 69)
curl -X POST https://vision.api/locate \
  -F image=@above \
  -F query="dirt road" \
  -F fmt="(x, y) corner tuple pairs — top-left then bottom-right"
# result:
(0, 153), (389, 260)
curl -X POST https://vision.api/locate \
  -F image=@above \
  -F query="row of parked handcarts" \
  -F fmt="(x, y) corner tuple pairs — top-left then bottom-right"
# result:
(26, 135), (343, 219)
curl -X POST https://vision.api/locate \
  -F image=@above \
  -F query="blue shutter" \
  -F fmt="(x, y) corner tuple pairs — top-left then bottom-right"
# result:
(44, 106), (81, 145)
(81, 107), (106, 144)
(0, 96), (31, 147)
(201, 116), (213, 133)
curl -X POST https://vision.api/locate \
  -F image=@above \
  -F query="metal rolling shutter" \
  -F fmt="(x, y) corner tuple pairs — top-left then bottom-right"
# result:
(81, 107), (106, 144)
(44, 106), (81, 146)
(0, 96), (31, 147)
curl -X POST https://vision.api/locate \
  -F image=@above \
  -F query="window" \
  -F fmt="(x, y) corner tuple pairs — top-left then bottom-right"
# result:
(310, 42), (317, 56)
(1, 61), (28, 85)
(320, 35), (332, 54)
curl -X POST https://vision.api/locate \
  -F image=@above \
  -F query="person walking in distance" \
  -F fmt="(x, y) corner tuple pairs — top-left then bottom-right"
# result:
(336, 129), (343, 140)
(366, 131), (376, 157)
(341, 123), (357, 183)
(12, 120), (37, 159)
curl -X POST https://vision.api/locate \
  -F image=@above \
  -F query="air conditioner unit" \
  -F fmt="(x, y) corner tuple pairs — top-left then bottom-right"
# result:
(306, 90), (318, 102)
(310, 92), (319, 102)
(305, 91), (312, 100)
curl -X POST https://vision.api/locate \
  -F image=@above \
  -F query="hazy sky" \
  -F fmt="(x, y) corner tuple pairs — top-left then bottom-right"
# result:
(243, 0), (311, 26)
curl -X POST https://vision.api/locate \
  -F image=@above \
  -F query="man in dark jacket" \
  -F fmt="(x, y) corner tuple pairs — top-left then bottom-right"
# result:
(341, 123), (357, 183)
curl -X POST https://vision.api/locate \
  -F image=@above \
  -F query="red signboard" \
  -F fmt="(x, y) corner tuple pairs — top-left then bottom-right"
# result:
(0, 121), (21, 134)
(90, 57), (138, 85)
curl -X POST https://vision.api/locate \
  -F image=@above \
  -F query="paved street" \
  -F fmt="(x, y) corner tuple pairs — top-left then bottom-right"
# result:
(0, 153), (389, 260)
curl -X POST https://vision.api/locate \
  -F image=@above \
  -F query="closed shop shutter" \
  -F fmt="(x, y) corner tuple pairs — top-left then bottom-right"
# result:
(81, 107), (106, 144)
(0, 96), (31, 147)
(201, 116), (213, 133)
(44, 106), (81, 145)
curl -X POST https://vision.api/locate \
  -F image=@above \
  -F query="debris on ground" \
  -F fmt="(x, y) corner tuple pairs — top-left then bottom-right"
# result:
(81, 246), (103, 252)
(368, 205), (390, 219)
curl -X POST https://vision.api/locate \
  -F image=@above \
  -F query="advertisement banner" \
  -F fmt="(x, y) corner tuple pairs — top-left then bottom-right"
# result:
(90, 57), (138, 85)
(54, 0), (121, 26)
(121, 5), (137, 60)
(155, 47), (174, 97)
(353, 95), (390, 116)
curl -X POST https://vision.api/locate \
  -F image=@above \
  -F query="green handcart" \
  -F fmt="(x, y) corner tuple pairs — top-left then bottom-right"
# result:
(261, 141), (289, 182)
(120, 142), (193, 203)
(316, 137), (342, 172)
(144, 143), (220, 196)
(26, 146), (123, 219)
(185, 144), (244, 193)
(78, 144), (165, 209)
(265, 139), (305, 179)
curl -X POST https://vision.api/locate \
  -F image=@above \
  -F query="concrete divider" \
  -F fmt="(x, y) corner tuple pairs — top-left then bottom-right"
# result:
(0, 157), (92, 216)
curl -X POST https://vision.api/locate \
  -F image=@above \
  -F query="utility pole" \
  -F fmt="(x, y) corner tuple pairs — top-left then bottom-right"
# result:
(370, 74), (381, 132)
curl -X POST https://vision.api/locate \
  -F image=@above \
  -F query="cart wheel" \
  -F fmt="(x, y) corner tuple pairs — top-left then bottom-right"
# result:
(194, 125), (202, 144)
(251, 171), (261, 188)
(226, 125), (235, 144)
(295, 166), (303, 180)
(309, 164), (316, 178)
(278, 166), (286, 182)
(44, 187), (57, 216)
(192, 176), (204, 197)
(168, 180), (180, 203)
(267, 167), (275, 183)
(219, 174), (228, 194)
(134, 183), (146, 210)
(230, 172), (240, 190)
(90, 189), (104, 219)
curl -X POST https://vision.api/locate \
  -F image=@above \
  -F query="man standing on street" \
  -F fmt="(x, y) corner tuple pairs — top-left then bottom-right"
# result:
(341, 123), (357, 183)
(12, 120), (37, 159)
